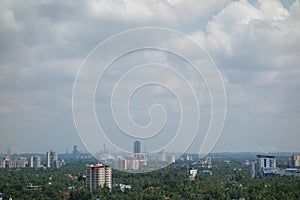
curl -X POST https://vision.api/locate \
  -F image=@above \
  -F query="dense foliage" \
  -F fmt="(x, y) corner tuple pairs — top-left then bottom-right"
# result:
(0, 158), (299, 199)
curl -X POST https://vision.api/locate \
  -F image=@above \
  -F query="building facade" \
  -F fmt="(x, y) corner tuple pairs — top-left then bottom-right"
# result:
(199, 154), (212, 168)
(256, 155), (276, 170)
(133, 141), (141, 154)
(0, 156), (28, 168)
(47, 150), (64, 168)
(291, 154), (300, 167)
(73, 145), (78, 158)
(47, 150), (57, 168)
(30, 156), (41, 168)
(256, 155), (278, 176)
(86, 164), (112, 192)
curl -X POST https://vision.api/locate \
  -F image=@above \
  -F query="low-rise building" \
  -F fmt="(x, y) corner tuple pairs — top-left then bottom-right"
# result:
(0, 156), (28, 169)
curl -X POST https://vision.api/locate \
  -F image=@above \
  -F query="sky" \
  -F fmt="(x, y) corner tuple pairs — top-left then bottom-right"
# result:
(0, 0), (300, 154)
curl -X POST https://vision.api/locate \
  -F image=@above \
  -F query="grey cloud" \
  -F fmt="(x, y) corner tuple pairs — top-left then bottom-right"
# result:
(0, 0), (299, 153)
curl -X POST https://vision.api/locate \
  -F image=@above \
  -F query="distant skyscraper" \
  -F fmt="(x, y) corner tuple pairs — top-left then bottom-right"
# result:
(86, 164), (112, 192)
(129, 158), (139, 170)
(133, 141), (141, 154)
(7, 145), (11, 155)
(73, 145), (78, 157)
(30, 156), (41, 168)
(114, 156), (128, 170)
(103, 143), (107, 154)
(47, 150), (58, 168)
(159, 149), (167, 162)
(167, 154), (176, 163)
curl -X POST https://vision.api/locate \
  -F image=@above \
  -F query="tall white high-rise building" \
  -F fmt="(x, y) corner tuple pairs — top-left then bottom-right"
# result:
(47, 150), (58, 168)
(86, 164), (112, 192)
(30, 156), (41, 168)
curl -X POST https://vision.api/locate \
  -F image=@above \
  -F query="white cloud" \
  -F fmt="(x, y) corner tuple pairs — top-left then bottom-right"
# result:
(0, 0), (299, 153)
(258, 0), (289, 20)
(167, 0), (229, 23)
(87, 0), (177, 25)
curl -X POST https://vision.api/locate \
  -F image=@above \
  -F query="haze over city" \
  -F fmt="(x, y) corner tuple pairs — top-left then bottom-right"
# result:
(1, 0), (300, 154)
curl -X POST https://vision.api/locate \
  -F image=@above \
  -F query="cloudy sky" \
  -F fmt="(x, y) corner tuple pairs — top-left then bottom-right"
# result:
(0, 0), (300, 154)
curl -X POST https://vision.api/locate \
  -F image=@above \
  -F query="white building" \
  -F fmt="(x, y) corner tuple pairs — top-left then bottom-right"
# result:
(199, 154), (212, 168)
(256, 155), (279, 176)
(47, 150), (57, 168)
(129, 159), (139, 170)
(167, 154), (176, 163)
(0, 156), (27, 168)
(114, 156), (126, 170)
(189, 169), (198, 177)
(256, 155), (276, 170)
(16, 157), (28, 168)
(159, 150), (167, 162)
(30, 156), (41, 168)
(188, 168), (198, 180)
(86, 164), (112, 192)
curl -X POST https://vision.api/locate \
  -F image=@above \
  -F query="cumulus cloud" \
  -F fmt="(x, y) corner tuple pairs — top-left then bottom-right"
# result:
(190, 0), (300, 152)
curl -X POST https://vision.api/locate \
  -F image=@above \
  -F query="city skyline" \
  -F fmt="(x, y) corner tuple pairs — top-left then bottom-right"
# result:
(1, 0), (300, 154)
(2, 143), (300, 155)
